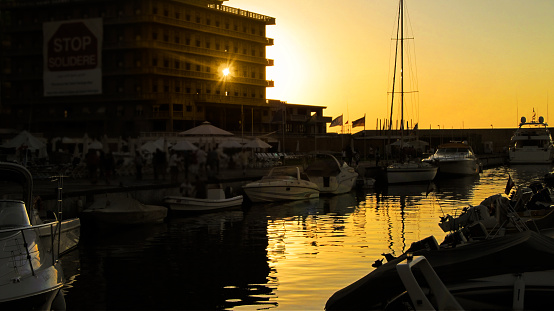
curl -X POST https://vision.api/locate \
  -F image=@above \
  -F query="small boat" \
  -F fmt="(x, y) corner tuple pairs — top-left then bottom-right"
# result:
(0, 162), (66, 309)
(386, 161), (438, 184)
(326, 231), (554, 311)
(303, 153), (358, 194)
(81, 193), (167, 225)
(423, 141), (481, 176)
(243, 166), (319, 202)
(164, 186), (243, 212)
(509, 115), (554, 164)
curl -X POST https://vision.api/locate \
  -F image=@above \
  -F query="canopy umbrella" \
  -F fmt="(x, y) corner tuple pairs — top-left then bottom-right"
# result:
(172, 140), (198, 151)
(141, 138), (165, 153)
(179, 121), (234, 136)
(88, 140), (103, 150)
(244, 138), (271, 149)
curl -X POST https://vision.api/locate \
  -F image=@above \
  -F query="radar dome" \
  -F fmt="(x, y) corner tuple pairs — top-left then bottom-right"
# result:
(539, 116), (544, 123)
(521, 116), (526, 124)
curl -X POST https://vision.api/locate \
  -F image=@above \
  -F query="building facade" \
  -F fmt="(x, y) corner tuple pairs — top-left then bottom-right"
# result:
(1, 0), (312, 140)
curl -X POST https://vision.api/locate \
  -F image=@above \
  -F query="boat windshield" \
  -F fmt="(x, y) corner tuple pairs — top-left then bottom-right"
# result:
(0, 200), (31, 229)
(436, 148), (472, 155)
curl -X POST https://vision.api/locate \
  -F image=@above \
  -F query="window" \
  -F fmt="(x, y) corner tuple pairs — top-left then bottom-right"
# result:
(206, 19), (211, 25)
(152, 32), (158, 40)
(185, 38), (190, 45)
(163, 10), (168, 17)
(206, 42), (210, 49)
(175, 86), (181, 92)
(163, 34), (169, 42)
(153, 7), (158, 14)
(175, 61), (180, 69)
(196, 88), (201, 94)
(196, 65), (200, 71)
(175, 12), (180, 19)
(175, 36), (180, 43)
(196, 16), (200, 23)
(196, 40), (201, 47)
(185, 14), (190, 21)
(152, 58), (158, 66)
(186, 105), (192, 112)
(185, 63), (191, 70)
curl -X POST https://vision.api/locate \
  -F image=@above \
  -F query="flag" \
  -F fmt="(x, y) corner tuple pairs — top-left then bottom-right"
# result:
(345, 120), (349, 124)
(330, 115), (343, 127)
(505, 175), (515, 195)
(352, 116), (365, 128)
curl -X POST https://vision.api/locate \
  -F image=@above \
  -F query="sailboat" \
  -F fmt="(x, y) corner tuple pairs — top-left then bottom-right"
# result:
(385, 0), (437, 184)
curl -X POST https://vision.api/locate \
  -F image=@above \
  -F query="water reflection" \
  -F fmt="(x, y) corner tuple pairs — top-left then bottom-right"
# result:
(62, 164), (553, 310)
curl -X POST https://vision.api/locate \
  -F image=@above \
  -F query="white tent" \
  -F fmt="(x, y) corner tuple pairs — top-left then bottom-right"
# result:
(179, 121), (234, 136)
(1, 131), (48, 158)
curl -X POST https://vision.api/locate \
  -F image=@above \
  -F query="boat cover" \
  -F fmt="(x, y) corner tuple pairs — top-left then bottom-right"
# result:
(325, 231), (554, 310)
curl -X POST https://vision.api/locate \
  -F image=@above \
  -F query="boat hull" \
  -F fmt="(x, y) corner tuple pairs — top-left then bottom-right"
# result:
(436, 159), (480, 175)
(164, 195), (243, 212)
(243, 182), (319, 203)
(509, 148), (553, 164)
(386, 164), (438, 184)
(37, 217), (80, 255)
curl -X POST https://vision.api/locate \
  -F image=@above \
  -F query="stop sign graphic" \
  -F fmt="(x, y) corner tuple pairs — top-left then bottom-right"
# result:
(47, 22), (98, 71)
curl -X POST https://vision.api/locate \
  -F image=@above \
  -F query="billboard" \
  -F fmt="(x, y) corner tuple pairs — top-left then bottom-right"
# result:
(43, 18), (103, 96)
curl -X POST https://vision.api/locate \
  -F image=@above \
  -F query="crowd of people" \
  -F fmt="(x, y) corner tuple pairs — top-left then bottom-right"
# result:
(82, 145), (253, 198)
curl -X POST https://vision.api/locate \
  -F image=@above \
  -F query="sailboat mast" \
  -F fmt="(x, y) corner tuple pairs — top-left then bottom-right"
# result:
(400, 0), (404, 138)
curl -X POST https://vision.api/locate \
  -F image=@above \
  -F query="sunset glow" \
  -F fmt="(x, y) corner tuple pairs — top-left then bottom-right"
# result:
(230, 0), (554, 131)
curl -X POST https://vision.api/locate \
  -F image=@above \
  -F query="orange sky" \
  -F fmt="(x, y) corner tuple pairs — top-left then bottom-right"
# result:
(228, 0), (554, 132)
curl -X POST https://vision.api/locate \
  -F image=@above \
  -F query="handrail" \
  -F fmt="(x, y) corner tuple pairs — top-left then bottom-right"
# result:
(0, 221), (62, 276)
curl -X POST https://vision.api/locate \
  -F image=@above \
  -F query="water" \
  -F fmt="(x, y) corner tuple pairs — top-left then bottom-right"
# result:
(61, 165), (553, 310)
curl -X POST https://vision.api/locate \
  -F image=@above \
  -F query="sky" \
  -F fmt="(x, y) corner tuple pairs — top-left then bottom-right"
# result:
(227, 0), (554, 132)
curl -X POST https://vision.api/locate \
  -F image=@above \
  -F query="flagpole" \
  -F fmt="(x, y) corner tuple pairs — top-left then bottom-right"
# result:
(363, 113), (366, 160)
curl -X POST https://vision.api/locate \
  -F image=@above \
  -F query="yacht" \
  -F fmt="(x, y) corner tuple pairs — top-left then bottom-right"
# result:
(243, 166), (319, 202)
(509, 116), (554, 164)
(424, 142), (481, 176)
(303, 153), (358, 194)
(0, 162), (66, 309)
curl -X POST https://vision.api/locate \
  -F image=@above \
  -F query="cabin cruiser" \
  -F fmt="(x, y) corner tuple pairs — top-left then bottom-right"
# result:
(243, 166), (319, 202)
(509, 116), (554, 164)
(0, 162), (66, 309)
(423, 142), (481, 176)
(303, 153), (358, 194)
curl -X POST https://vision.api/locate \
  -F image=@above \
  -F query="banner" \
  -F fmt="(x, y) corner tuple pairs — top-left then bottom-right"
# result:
(43, 18), (103, 96)
(352, 116), (365, 128)
(330, 115), (343, 127)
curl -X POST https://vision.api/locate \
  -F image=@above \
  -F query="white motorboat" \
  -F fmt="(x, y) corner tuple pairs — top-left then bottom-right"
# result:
(509, 116), (554, 164)
(243, 166), (319, 202)
(386, 161), (437, 184)
(164, 187), (243, 212)
(0, 162), (66, 309)
(424, 142), (481, 176)
(82, 193), (167, 225)
(303, 153), (358, 194)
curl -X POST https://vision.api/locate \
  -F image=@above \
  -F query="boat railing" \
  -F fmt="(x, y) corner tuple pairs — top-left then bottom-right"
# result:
(0, 222), (62, 277)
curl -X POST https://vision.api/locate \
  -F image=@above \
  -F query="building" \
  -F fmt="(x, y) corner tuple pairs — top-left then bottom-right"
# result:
(0, 0), (304, 140)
